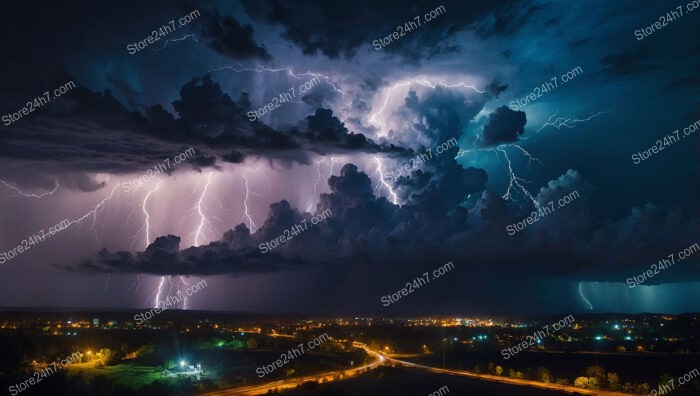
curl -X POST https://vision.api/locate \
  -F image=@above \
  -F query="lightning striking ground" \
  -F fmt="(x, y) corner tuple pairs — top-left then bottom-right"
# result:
(132, 179), (162, 302)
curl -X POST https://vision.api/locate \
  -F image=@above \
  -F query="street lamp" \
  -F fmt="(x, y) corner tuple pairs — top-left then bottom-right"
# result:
(442, 338), (457, 369)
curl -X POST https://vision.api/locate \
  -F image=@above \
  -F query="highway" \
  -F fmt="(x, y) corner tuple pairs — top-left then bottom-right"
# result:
(204, 343), (641, 396)
(203, 343), (385, 396)
(387, 355), (641, 396)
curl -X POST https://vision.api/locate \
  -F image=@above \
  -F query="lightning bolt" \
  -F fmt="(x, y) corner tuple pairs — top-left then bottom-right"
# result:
(193, 172), (214, 247)
(328, 157), (336, 178)
(536, 111), (610, 133)
(306, 157), (337, 212)
(152, 34), (199, 51)
(153, 276), (166, 309)
(307, 160), (324, 212)
(0, 179), (59, 199)
(127, 180), (162, 298)
(144, 173), (213, 309)
(373, 157), (399, 205)
(65, 185), (119, 246)
(209, 65), (345, 96)
(457, 140), (541, 209)
(241, 172), (260, 232)
(579, 281), (593, 310)
(177, 276), (191, 309)
(510, 144), (542, 169)
(369, 78), (485, 136)
(495, 146), (540, 209)
(178, 172), (216, 310)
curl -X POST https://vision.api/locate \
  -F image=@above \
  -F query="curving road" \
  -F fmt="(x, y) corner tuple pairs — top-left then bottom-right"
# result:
(204, 342), (641, 396)
(203, 343), (385, 396)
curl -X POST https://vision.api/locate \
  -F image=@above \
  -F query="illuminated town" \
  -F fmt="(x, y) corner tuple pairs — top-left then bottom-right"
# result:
(0, 311), (697, 394)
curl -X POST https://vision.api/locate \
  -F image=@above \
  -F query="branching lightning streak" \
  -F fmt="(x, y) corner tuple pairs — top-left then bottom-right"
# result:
(65, 185), (119, 246)
(153, 34), (199, 51)
(209, 65), (345, 95)
(0, 179), (59, 199)
(373, 157), (399, 205)
(147, 174), (214, 309)
(495, 146), (540, 209)
(241, 173), (260, 232)
(579, 281), (593, 310)
(536, 111), (610, 133)
(510, 144), (542, 169)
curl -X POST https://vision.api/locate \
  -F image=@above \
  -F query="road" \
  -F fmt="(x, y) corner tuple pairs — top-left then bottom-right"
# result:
(203, 343), (385, 396)
(387, 355), (641, 396)
(204, 343), (641, 396)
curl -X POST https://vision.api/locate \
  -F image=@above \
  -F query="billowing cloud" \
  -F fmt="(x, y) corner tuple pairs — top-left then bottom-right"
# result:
(191, 10), (271, 61)
(480, 105), (526, 146)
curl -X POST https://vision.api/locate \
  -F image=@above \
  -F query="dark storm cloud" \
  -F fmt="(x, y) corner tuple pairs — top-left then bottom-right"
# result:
(221, 151), (246, 164)
(600, 52), (652, 77)
(241, 0), (515, 60)
(0, 75), (410, 181)
(392, 86), (487, 149)
(58, 174), (108, 192)
(191, 9), (272, 61)
(65, 160), (700, 285)
(480, 105), (527, 146)
(475, 2), (547, 39)
(485, 79), (508, 98)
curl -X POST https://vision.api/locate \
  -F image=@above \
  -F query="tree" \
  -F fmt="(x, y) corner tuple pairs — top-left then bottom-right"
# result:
(487, 362), (495, 374)
(607, 372), (621, 390)
(584, 365), (606, 388)
(495, 366), (504, 376)
(574, 377), (590, 388)
(537, 367), (552, 383)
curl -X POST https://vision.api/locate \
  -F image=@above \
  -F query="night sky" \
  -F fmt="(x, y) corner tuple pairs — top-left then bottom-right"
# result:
(0, 0), (698, 315)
